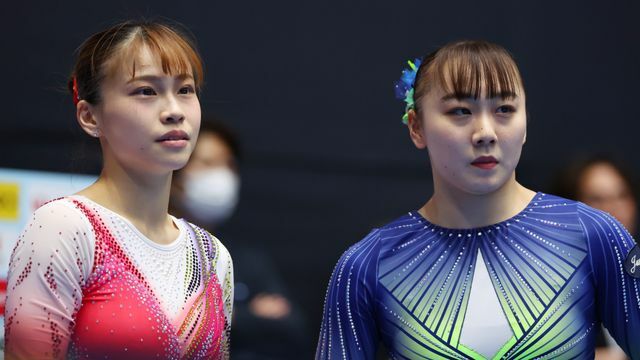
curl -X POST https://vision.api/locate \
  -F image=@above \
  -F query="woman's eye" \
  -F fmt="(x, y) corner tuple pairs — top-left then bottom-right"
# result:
(178, 85), (195, 95)
(496, 105), (516, 114)
(447, 107), (471, 116)
(133, 87), (156, 96)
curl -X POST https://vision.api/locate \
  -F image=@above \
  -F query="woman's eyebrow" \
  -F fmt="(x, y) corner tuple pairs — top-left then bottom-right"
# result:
(127, 75), (163, 84)
(126, 74), (194, 84)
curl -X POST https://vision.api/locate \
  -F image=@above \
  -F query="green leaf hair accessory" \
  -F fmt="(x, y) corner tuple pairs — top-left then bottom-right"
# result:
(394, 58), (422, 124)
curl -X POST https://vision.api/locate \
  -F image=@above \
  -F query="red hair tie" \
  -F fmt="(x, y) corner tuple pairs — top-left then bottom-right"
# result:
(72, 77), (80, 106)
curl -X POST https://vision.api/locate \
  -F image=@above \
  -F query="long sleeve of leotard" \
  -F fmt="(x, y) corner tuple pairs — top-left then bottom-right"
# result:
(212, 233), (234, 359)
(316, 230), (381, 360)
(578, 203), (640, 359)
(4, 200), (95, 360)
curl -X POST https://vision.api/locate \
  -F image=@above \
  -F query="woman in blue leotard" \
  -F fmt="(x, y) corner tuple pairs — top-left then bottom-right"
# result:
(316, 40), (640, 359)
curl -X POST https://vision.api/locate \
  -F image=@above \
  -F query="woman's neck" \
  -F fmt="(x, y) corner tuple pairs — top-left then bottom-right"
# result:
(420, 177), (536, 229)
(76, 159), (177, 244)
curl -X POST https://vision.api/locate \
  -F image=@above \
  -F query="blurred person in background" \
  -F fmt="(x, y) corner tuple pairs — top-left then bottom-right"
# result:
(170, 119), (312, 359)
(551, 155), (639, 360)
(4, 20), (233, 359)
(552, 155), (637, 239)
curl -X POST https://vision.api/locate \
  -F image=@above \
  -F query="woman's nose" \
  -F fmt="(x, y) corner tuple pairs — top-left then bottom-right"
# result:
(160, 96), (185, 124)
(471, 114), (497, 146)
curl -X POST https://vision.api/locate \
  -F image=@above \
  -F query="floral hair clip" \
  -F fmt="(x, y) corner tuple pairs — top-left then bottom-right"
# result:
(72, 77), (80, 106)
(394, 58), (422, 124)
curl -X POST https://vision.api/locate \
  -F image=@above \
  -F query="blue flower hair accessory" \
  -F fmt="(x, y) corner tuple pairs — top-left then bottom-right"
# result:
(394, 58), (422, 124)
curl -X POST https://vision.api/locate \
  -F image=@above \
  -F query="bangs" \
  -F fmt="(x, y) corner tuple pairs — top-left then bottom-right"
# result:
(105, 24), (204, 89)
(424, 42), (523, 100)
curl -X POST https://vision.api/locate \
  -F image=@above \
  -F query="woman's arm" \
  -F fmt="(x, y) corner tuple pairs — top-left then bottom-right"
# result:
(578, 203), (640, 359)
(4, 200), (94, 359)
(217, 239), (234, 359)
(316, 230), (381, 360)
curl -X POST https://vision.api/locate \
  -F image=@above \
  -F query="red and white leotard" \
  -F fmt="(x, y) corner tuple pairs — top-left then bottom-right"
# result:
(4, 196), (233, 359)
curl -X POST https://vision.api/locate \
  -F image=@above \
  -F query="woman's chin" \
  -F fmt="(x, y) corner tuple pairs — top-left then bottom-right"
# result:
(454, 178), (512, 196)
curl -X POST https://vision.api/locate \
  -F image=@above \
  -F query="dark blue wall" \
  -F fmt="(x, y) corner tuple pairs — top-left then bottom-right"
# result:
(4, 0), (639, 352)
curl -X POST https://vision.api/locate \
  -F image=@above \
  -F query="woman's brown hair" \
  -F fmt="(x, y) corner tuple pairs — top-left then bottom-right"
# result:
(68, 20), (204, 105)
(413, 40), (524, 113)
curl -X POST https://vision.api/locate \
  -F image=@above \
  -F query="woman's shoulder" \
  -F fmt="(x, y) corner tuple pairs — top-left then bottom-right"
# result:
(375, 212), (437, 250)
(574, 200), (634, 239)
(14, 196), (96, 277)
(180, 220), (232, 265)
(536, 192), (636, 247)
(518, 192), (585, 225)
(378, 212), (430, 234)
(33, 195), (80, 211)
(527, 192), (581, 211)
(28, 196), (94, 231)
(536, 192), (624, 229)
(181, 222), (234, 294)
(336, 213), (423, 264)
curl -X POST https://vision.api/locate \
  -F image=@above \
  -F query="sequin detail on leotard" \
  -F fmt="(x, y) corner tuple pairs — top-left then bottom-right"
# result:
(5, 197), (233, 359)
(317, 193), (640, 359)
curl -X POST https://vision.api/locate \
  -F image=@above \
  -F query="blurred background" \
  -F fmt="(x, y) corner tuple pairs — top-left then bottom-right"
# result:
(2, 0), (639, 357)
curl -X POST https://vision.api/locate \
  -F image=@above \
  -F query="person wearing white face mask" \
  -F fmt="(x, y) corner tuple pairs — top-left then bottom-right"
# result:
(181, 164), (240, 225)
(171, 121), (241, 228)
(170, 119), (312, 359)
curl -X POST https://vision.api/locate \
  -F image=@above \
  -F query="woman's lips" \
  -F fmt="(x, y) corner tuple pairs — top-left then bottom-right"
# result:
(156, 130), (190, 148)
(471, 156), (499, 169)
(158, 139), (189, 148)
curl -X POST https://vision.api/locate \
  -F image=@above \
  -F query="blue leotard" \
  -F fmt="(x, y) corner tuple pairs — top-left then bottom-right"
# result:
(317, 193), (640, 359)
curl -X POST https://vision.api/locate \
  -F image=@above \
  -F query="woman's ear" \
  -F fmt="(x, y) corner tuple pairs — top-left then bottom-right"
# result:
(407, 109), (427, 149)
(76, 100), (101, 138)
